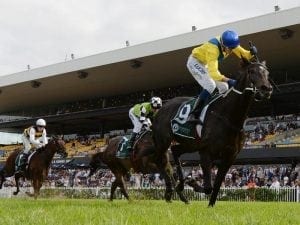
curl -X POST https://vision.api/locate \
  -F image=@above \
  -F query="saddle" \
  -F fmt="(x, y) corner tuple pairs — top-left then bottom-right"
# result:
(171, 94), (221, 139)
(15, 150), (37, 175)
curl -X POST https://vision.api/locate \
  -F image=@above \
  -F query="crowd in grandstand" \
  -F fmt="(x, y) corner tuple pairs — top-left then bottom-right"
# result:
(244, 113), (300, 148)
(1, 164), (299, 190)
(2, 84), (198, 119)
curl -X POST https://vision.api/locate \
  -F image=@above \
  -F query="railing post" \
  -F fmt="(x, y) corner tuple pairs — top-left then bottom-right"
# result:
(297, 186), (300, 203)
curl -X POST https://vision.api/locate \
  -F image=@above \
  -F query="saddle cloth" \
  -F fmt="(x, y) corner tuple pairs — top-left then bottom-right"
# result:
(116, 130), (149, 159)
(171, 98), (210, 139)
(15, 150), (37, 171)
(115, 135), (131, 158)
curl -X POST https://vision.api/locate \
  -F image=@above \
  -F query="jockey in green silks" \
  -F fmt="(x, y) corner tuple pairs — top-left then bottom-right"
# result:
(127, 97), (162, 152)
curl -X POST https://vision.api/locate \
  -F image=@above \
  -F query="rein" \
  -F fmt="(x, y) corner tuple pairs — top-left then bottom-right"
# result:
(222, 86), (256, 97)
(207, 66), (259, 133)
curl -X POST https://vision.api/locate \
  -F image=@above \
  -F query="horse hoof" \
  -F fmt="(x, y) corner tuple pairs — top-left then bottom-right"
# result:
(208, 203), (215, 207)
(25, 191), (34, 197)
(166, 200), (172, 203)
(165, 192), (173, 202)
(13, 191), (18, 195)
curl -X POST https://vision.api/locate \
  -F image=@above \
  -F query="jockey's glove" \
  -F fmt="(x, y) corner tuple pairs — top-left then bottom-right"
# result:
(228, 79), (237, 88)
(37, 144), (43, 149)
(139, 116), (146, 122)
(250, 46), (258, 56)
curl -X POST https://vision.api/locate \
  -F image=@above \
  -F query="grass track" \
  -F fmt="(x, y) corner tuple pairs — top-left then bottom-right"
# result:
(0, 198), (299, 225)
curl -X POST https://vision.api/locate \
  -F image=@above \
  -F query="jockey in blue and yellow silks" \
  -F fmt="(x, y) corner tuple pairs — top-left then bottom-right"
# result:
(186, 30), (257, 122)
(127, 97), (162, 152)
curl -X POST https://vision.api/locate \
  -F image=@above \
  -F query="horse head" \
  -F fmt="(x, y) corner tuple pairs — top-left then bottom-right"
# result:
(50, 135), (68, 158)
(239, 58), (273, 100)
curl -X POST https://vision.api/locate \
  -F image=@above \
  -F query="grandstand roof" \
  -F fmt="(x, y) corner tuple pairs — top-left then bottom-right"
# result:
(0, 7), (300, 113)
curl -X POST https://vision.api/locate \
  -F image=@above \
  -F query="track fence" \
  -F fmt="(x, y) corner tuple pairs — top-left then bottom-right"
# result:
(0, 186), (299, 202)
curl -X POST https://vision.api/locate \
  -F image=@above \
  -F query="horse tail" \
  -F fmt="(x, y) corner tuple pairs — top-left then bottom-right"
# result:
(0, 166), (6, 189)
(88, 151), (105, 177)
(98, 145), (107, 153)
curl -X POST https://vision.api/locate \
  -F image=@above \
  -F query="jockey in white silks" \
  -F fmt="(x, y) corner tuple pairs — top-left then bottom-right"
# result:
(15, 118), (48, 174)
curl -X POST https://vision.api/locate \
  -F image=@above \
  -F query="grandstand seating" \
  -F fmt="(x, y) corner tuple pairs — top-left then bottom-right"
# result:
(0, 138), (106, 161)
(1, 113), (299, 162)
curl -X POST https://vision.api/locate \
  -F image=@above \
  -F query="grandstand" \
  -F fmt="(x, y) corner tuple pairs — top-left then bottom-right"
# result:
(1, 7), (300, 165)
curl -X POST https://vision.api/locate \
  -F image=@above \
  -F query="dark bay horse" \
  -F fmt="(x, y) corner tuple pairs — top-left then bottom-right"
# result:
(89, 130), (189, 203)
(152, 60), (273, 206)
(0, 136), (67, 199)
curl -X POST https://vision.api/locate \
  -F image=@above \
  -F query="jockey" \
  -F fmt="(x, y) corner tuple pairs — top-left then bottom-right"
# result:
(127, 97), (162, 152)
(186, 29), (257, 122)
(15, 118), (48, 174)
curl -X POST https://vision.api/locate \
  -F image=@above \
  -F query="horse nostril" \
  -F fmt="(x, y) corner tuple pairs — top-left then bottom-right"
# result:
(261, 85), (272, 92)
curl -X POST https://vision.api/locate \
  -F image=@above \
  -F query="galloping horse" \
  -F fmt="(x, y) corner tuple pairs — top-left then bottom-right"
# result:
(152, 59), (273, 206)
(0, 136), (67, 199)
(89, 130), (189, 203)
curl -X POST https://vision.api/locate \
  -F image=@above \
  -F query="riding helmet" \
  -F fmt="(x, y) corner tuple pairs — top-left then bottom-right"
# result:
(36, 118), (46, 127)
(151, 97), (162, 109)
(221, 30), (240, 49)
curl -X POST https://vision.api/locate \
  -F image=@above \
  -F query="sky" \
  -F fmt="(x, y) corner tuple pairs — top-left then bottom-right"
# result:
(0, 0), (300, 77)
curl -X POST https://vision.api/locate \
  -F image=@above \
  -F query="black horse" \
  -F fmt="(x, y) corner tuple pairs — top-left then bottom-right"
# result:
(89, 130), (189, 203)
(152, 59), (273, 206)
(0, 136), (67, 199)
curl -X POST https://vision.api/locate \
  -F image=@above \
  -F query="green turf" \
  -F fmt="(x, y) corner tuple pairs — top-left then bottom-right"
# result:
(0, 198), (299, 225)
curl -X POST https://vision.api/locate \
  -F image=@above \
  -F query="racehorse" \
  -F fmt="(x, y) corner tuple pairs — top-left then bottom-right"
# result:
(89, 130), (189, 203)
(152, 59), (273, 206)
(0, 136), (67, 199)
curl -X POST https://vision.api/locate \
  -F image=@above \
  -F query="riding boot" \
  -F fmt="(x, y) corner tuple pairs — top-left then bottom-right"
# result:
(15, 152), (29, 175)
(187, 89), (211, 123)
(126, 132), (138, 153)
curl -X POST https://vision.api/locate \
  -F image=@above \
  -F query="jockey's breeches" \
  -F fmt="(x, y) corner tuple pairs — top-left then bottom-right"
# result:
(22, 135), (32, 154)
(129, 108), (143, 133)
(187, 55), (229, 94)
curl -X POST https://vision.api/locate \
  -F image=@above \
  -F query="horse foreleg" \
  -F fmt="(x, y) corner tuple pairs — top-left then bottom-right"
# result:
(171, 145), (184, 191)
(33, 179), (42, 200)
(0, 170), (5, 189)
(200, 153), (213, 195)
(13, 174), (22, 195)
(118, 175), (130, 201)
(110, 181), (118, 201)
(208, 162), (231, 207)
(162, 166), (173, 203)
(170, 146), (189, 204)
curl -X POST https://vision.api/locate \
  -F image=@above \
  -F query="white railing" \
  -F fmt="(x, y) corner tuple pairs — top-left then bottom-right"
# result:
(1, 186), (299, 202)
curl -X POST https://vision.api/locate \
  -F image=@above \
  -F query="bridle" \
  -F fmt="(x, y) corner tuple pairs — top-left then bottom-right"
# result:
(222, 61), (271, 101)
